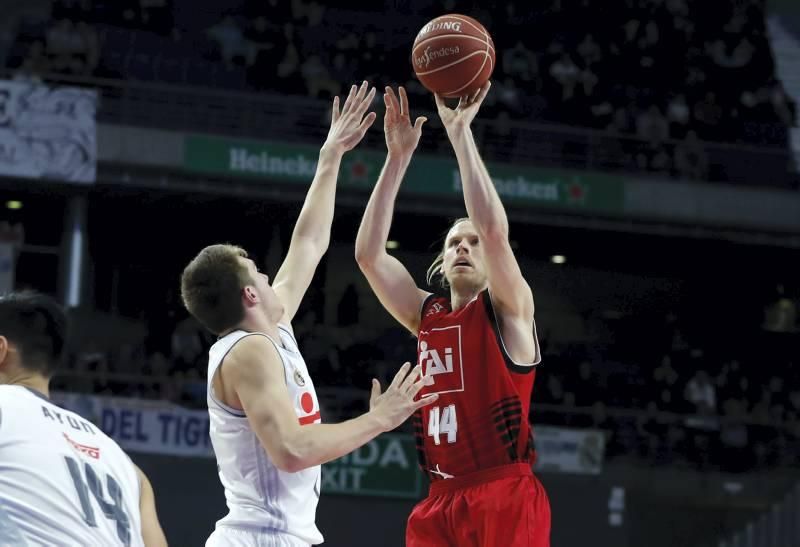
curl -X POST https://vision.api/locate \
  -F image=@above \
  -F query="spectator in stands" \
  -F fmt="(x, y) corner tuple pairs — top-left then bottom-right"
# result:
(207, 15), (251, 68)
(674, 130), (708, 180)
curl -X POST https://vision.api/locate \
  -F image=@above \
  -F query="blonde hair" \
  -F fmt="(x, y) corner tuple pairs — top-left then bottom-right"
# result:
(425, 217), (470, 288)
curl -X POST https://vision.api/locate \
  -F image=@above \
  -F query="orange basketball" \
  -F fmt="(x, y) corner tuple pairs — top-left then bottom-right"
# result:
(411, 14), (495, 98)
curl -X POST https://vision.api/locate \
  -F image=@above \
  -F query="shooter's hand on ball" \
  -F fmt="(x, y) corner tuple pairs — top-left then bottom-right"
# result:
(384, 86), (427, 159)
(434, 80), (492, 137)
(324, 80), (377, 155)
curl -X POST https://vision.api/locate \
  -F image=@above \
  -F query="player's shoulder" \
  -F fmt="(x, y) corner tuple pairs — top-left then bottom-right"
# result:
(222, 332), (283, 380)
(421, 293), (451, 319)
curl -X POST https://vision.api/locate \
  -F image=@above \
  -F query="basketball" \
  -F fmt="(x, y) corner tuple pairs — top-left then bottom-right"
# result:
(411, 14), (495, 98)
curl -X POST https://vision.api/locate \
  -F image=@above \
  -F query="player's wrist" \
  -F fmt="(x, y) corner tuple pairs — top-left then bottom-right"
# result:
(319, 142), (346, 160)
(386, 150), (414, 164)
(366, 408), (392, 433)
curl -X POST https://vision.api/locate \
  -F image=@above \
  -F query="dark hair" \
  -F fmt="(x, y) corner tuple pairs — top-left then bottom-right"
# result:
(426, 217), (470, 288)
(180, 244), (253, 335)
(0, 291), (67, 377)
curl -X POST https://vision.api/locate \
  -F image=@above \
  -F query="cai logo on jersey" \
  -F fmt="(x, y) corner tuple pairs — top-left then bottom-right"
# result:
(417, 325), (465, 395)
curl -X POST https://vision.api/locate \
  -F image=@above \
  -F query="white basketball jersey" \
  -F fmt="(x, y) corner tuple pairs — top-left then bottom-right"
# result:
(207, 327), (323, 545)
(0, 385), (143, 547)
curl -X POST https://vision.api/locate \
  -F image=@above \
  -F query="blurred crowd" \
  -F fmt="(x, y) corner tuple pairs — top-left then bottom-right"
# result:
(2, 0), (797, 185)
(49, 243), (800, 473)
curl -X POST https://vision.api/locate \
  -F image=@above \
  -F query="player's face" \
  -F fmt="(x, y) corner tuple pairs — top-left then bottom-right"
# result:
(442, 220), (487, 290)
(241, 258), (284, 319)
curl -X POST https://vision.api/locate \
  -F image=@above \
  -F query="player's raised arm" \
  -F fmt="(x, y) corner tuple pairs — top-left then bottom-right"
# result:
(355, 86), (431, 335)
(134, 465), (168, 547)
(273, 81), (377, 324)
(226, 335), (436, 472)
(434, 83), (535, 323)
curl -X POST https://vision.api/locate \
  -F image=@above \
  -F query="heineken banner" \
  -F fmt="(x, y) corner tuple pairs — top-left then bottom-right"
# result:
(184, 135), (624, 213)
(0, 79), (97, 183)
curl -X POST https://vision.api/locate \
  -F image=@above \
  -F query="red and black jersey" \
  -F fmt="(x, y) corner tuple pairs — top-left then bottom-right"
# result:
(413, 290), (541, 482)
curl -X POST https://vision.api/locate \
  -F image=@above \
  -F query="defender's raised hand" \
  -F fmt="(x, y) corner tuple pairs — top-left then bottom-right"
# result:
(384, 86), (427, 158)
(369, 363), (438, 432)
(434, 81), (492, 137)
(324, 80), (377, 154)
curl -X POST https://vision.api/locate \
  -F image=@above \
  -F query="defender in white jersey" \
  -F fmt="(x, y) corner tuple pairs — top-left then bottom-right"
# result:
(0, 291), (167, 547)
(181, 81), (437, 547)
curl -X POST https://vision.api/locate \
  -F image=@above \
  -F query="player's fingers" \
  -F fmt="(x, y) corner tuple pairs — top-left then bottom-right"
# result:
(475, 81), (491, 104)
(402, 365), (423, 393)
(331, 96), (340, 124)
(355, 79), (368, 103)
(408, 373), (430, 398)
(399, 86), (409, 118)
(434, 92), (446, 111)
(369, 378), (381, 404)
(358, 111), (377, 133)
(356, 86), (376, 117)
(386, 87), (401, 115)
(389, 362), (412, 391)
(342, 84), (357, 114)
(414, 393), (439, 410)
(413, 116), (427, 132)
(399, 365), (422, 391)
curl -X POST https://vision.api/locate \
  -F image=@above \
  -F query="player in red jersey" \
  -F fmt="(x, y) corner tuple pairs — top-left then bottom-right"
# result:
(355, 82), (550, 547)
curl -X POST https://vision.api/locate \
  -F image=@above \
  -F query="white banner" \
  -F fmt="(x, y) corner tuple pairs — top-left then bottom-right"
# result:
(52, 392), (214, 458)
(533, 426), (606, 475)
(0, 79), (97, 183)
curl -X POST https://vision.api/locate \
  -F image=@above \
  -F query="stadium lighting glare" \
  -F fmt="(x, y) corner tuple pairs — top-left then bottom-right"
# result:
(386, 240), (399, 249)
(551, 255), (566, 264)
(5, 200), (22, 210)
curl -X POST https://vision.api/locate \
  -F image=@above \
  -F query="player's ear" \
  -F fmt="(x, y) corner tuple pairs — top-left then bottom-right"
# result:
(242, 285), (259, 306)
(0, 336), (9, 370)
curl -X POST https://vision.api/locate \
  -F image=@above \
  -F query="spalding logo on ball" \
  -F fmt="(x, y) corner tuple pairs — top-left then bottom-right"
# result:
(412, 14), (495, 98)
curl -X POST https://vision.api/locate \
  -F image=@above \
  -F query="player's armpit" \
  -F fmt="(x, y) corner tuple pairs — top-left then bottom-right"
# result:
(356, 252), (430, 336)
(134, 465), (168, 547)
(481, 231), (535, 320)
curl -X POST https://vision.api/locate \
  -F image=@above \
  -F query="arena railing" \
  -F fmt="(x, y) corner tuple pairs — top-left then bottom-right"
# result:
(53, 371), (800, 465)
(6, 71), (796, 189)
(718, 482), (800, 547)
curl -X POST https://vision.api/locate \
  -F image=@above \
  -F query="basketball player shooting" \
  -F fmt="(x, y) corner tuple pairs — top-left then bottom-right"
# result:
(355, 83), (551, 547)
(0, 291), (167, 547)
(180, 81), (438, 547)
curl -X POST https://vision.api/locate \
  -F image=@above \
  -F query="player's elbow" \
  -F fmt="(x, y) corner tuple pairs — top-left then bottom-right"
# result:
(478, 222), (509, 245)
(355, 246), (380, 270)
(273, 438), (314, 473)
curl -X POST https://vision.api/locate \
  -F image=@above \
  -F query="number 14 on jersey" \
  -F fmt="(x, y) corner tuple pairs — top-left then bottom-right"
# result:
(427, 404), (457, 445)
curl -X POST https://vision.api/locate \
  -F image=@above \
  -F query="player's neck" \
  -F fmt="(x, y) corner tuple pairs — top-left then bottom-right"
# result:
(450, 286), (482, 311)
(8, 372), (50, 398)
(238, 314), (283, 347)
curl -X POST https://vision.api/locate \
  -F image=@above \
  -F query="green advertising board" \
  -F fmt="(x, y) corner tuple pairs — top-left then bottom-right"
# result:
(184, 135), (624, 214)
(321, 433), (422, 499)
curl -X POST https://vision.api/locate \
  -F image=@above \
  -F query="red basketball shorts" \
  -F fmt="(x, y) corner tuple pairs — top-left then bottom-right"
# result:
(406, 463), (551, 547)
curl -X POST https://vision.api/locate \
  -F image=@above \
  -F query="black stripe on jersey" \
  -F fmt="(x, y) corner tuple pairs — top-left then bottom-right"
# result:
(491, 399), (523, 414)
(481, 291), (536, 374)
(491, 395), (524, 461)
(490, 395), (521, 409)
(494, 414), (522, 428)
